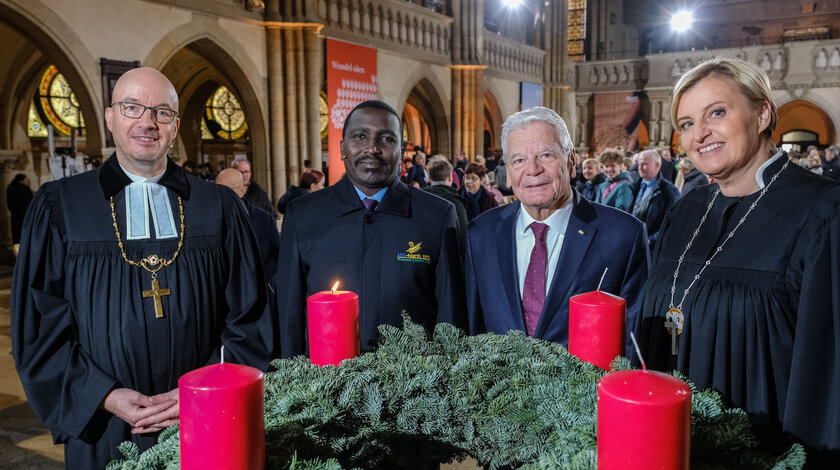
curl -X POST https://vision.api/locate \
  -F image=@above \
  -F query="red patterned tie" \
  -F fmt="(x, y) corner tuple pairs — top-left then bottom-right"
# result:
(522, 222), (549, 337)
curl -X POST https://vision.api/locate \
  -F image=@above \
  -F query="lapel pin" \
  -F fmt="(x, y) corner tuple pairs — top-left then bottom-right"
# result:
(578, 230), (584, 235)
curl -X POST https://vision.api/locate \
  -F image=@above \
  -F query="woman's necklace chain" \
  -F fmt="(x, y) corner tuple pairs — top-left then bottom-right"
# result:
(109, 195), (185, 318)
(665, 158), (789, 355)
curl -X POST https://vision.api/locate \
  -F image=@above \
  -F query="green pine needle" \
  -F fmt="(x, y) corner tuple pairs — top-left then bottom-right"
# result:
(111, 316), (805, 469)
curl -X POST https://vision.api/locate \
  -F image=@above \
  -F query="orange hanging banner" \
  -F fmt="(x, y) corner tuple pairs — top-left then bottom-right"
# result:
(326, 38), (378, 185)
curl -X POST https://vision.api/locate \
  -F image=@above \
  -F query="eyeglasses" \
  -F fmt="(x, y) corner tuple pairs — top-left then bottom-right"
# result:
(112, 101), (178, 124)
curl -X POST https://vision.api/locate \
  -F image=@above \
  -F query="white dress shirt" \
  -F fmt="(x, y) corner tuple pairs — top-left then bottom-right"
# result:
(515, 192), (575, 298)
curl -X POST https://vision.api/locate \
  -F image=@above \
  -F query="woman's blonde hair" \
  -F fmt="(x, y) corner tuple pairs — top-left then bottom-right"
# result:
(671, 57), (777, 142)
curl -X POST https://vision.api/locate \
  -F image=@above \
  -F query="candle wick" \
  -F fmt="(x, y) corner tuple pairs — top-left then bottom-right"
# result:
(221, 345), (225, 364)
(597, 267), (608, 292)
(629, 332), (646, 371)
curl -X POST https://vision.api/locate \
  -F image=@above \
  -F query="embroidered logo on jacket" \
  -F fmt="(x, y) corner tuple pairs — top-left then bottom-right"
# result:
(397, 241), (431, 264)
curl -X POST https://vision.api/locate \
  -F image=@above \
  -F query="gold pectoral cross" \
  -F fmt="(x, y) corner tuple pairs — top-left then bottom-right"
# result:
(142, 278), (171, 319)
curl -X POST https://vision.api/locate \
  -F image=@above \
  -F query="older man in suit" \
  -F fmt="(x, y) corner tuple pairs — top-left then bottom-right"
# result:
(465, 107), (649, 353)
(276, 100), (466, 358)
(631, 149), (680, 247)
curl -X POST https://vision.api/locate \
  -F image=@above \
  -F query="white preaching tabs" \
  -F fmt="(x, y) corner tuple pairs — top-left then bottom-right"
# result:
(120, 163), (178, 240)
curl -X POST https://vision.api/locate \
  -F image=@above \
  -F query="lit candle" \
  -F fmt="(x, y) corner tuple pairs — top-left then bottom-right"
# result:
(307, 281), (360, 366)
(597, 369), (691, 469)
(179, 354), (265, 470)
(568, 289), (626, 370)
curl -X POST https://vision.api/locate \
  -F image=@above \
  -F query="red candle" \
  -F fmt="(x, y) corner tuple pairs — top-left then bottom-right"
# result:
(179, 363), (265, 470)
(307, 282), (360, 366)
(597, 369), (691, 470)
(568, 290), (626, 370)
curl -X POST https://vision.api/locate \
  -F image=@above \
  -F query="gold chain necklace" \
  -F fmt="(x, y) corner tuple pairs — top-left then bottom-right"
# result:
(665, 158), (789, 355)
(110, 195), (185, 319)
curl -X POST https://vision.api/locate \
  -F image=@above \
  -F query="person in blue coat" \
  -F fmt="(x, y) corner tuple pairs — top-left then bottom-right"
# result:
(598, 148), (634, 211)
(276, 100), (467, 358)
(465, 107), (649, 355)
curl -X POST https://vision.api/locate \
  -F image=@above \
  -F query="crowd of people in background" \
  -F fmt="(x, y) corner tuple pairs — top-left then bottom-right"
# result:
(130, 134), (840, 263)
(8, 58), (840, 470)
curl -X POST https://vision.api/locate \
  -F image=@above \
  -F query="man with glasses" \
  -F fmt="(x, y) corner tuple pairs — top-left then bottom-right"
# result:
(11, 67), (273, 469)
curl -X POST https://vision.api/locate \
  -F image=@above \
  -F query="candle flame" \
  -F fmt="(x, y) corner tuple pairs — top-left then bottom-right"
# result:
(331, 281), (340, 293)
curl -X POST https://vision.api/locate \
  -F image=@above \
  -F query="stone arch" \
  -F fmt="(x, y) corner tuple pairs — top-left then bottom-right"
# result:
(773, 99), (836, 147)
(400, 77), (450, 157)
(0, 1), (104, 156)
(483, 90), (502, 155)
(145, 25), (269, 190)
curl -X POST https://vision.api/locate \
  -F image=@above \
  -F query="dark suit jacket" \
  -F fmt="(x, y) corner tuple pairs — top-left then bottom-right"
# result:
(659, 158), (677, 183)
(680, 168), (709, 196)
(244, 180), (277, 218)
(424, 183), (469, 256)
(276, 176), (467, 358)
(406, 164), (429, 188)
(631, 177), (680, 245)
(466, 192), (649, 354)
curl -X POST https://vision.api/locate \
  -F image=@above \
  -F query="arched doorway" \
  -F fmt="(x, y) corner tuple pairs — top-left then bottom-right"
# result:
(0, 5), (102, 259)
(156, 37), (268, 189)
(0, 6), (102, 165)
(773, 100), (836, 151)
(403, 102), (431, 154)
(483, 90), (502, 157)
(402, 78), (449, 157)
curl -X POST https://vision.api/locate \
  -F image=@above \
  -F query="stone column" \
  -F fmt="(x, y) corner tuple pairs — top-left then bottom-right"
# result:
(575, 92), (592, 156)
(450, 0), (485, 159)
(646, 88), (673, 149)
(265, 23), (323, 198)
(541, 0), (578, 136)
(451, 65), (485, 159)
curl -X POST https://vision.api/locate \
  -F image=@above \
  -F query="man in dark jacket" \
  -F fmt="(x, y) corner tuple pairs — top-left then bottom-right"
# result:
(658, 148), (677, 183)
(678, 158), (709, 195)
(823, 146), (840, 181)
(276, 100), (466, 358)
(406, 149), (429, 188)
(6, 173), (33, 253)
(216, 168), (280, 283)
(424, 156), (468, 255)
(235, 159), (277, 217)
(631, 149), (680, 246)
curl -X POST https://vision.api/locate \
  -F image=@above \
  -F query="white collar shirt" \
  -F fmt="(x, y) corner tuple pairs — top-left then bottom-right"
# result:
(515, 192), (575, 298)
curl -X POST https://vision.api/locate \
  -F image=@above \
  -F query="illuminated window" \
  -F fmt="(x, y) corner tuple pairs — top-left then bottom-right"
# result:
(319, 90), (328, 141)
(568, 0), (586, 62)
(203, 86), (248, 140)
(36, 65), (85, 136)
(27, 101), (48, 138)
(200, 119), (214, 141)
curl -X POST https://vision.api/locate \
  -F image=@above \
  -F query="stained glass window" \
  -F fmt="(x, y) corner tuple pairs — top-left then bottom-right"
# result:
(200, 118), (214, 141)
(568, 0), (586, 62)
(203, 86), (248, 140)
(36, 65), (85, 136)
(27, 101), (48, 137)
(319, 91), (329, 141)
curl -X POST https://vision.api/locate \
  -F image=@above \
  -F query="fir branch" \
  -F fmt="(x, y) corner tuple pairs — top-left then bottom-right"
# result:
(112, 317), (806, 470)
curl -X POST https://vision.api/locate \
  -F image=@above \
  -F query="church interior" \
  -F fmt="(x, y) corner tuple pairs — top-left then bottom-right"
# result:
(1, 0), (839, 467)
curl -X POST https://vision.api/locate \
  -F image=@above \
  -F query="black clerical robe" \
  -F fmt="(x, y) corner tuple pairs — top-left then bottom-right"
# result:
(11, 155), (273, 469)
(635, 153), (840, 464)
